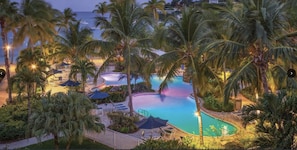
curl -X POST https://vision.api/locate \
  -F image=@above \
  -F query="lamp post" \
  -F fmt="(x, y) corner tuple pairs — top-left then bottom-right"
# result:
(31, 64), (37, 94)
(4, 44), (13, 103)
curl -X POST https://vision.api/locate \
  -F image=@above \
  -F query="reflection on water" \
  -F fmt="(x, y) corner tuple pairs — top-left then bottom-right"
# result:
(101, 72), (237, 136)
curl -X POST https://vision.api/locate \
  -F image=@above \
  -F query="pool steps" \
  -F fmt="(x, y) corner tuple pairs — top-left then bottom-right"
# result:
(137, 109), (150, 117)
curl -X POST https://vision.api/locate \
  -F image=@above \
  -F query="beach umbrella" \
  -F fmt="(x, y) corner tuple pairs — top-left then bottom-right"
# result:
(88, 90), (109, 99)
(50, 69), (62, 74)
(59, 79), (80, 87)
(60, 62), (70, 67)
(135, 116), (168, 129)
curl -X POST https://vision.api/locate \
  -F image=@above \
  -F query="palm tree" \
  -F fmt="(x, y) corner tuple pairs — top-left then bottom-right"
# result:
(56, 8), (77, 32)
(0, 0), (18, 103)
(16, 47), (49, 73)
(242, 92), (297, 149)
(54, 21), (93, 63)
(142, 0), (166, 22)
(93, 1), (108, 17)
(11, 66), (46, 116)
(13, 47), (48, 115)
(86, 0), (156, 116)
(69, 59), (96, 93)
(207, 0), (297, 103)
(30, 91), (103, 150)
(147, 7), (221, 145)
(11, 0), (58, 49)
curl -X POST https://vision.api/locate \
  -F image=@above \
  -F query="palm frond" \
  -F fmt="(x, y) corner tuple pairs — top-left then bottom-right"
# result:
(224, 60), (257, 104)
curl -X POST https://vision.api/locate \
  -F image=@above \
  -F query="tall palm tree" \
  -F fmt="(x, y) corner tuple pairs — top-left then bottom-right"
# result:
(11, 0), (58, 49)
(56, 8), (77, 32)
(69, 59), (96, 93)
(16, 47), (48, 73)
(242, 92), (297, 149)
(86, 0), (156, 116)
(13, 47), (48, 115)
(92, 1), (108, 17)
(54, 21), (93, 63)
(142, 0), (166, 22)
(207, 0), (297, 103)
(147, 7), (221, 145)
(0, 0), (18, 103)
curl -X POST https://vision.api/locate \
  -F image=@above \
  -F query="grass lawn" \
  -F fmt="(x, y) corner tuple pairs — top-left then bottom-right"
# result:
(21, 138), (112, 150)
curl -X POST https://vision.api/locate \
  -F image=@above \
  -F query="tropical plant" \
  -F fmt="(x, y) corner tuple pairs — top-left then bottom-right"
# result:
(11, 66), (46, 116)
(207, 0), (297, 104)
(86, 0), (157, 116)
(142, 0), (166, 22)
(107, 111), (139, 133)
(93, 1), (108, 17)
(30, 92), (103, 150)
(242, 92), (297, 149)
(0, 101), (29, 141)
(56, 8), (77, 32)
(0, 0), (18, 103)
(147, 7), (221, 144)
(134, 139), (195, 150)
(54, 21), (93, 63)
(69, 59), (96, 93)
(11, 0), (58, 49)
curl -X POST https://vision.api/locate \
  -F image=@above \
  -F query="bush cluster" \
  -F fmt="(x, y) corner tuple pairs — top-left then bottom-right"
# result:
(133, 139), (195, 150)
(107, 111), (139, 133)
(203, 95), (234, 112)
(0, 102), (28, 141)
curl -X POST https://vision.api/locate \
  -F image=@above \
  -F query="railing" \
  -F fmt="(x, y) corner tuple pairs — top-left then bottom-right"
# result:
(137, 109), (150, 117)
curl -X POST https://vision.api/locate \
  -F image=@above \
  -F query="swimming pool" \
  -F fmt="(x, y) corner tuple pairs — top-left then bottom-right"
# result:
(101, 73), (237, 136)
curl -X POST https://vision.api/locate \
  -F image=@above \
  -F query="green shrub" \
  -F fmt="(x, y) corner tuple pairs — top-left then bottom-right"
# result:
(132, 82), (154, 93)
(107, 111), (139, 133)
(0, 102), (28, 141)
(203, 95), (234, 112)
(0, 98), (41, 141)
(240, 87), (257, 102)
(133, 139), (195, 150)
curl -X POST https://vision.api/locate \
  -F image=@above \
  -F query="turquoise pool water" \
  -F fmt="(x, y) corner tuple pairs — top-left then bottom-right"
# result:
(101, 73), (237, 136)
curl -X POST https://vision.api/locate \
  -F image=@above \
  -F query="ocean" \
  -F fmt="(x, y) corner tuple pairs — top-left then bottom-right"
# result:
(0, 12), (101, 65)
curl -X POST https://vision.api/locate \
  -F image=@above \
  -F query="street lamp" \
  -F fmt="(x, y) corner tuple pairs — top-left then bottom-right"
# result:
(5, 45), (10, 53)
(31, 64), (37, 94)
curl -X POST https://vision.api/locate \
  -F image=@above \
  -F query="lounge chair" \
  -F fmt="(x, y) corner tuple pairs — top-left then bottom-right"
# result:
(140, 130), (161, 141)
(159, 127), (175, 139)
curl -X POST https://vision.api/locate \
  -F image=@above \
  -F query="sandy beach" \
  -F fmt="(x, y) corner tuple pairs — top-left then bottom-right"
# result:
(0, 57), (111, 106)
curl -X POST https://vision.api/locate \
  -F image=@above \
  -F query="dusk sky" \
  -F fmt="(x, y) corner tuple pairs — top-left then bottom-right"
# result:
(12, 0), (172, 12)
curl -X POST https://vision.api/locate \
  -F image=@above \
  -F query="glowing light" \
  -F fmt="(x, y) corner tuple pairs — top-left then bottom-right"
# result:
(5, 45), (11, 50)
(31, 64), (37, 70)
(194, 111), (199, 117)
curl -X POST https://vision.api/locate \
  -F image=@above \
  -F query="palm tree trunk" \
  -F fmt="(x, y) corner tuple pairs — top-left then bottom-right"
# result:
(192, 82), (204, 145)
(27, 84), (32, 116)
(260, 66), (269, 93)
(82, 81), (85, 93)
(0, 21), (13, 103)
(127, 72), (133, 116)
(53, 133), (59, 150)
(66, 137), (72, 150)
(127, 44), (134, 116)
